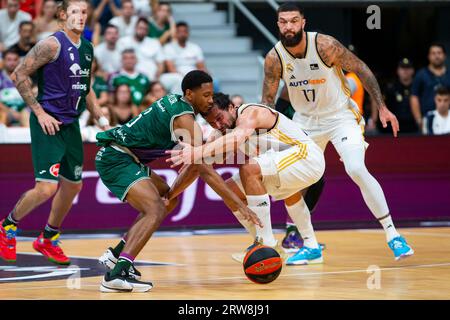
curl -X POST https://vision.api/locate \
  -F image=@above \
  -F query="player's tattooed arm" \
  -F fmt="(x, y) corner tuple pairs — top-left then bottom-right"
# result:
(12, 37), (63, 135)
(317, 33), (399, 136)
(317, 34), (385, 109)
(261, 48), (282, 107)
(12, 37), (59, 114)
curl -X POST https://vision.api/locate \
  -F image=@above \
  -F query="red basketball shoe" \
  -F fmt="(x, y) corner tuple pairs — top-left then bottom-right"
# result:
(0, 220), (17, 262)
(33, 232), (71, 265)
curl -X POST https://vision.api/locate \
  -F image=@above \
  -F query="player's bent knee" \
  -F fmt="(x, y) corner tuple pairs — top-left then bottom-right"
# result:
(239, 163), (262, 180)
(35, 182), (58, 199)
(344, 163), (367, 182)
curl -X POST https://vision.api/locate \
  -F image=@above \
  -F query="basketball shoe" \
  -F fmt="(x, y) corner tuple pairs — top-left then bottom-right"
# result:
(232, 237), (289, 263)
(282, 225), (326, 253)
(100, 265), (152, 293)
(0, 220), (17, 262)
(286, 246), (323, 265)
(282, 225), (304, 253)
(388, 236), (414, 260)
(98, 248), (142, 280)
(32, 232), (70, 265)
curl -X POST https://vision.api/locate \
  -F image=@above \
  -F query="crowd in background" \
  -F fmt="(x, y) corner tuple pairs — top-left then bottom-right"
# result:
(0, 0), (449, 143)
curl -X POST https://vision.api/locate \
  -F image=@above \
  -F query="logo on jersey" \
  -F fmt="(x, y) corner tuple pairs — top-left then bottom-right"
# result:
(290, 74), (296, 80)
(49, 164), (60, 177)
(69, 63), (89, 78)
(310, 63), (319, 70)
(69, 53), (75, 61)
(85, 54), (92, 62)
(286, 63), (294, 73)
(69, 63), (81, 76)
(289, 78), (327, 87)
(72, 82), (87, 91)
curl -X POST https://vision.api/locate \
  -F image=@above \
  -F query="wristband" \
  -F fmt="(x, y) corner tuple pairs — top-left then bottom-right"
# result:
(98, 116), (110, 127)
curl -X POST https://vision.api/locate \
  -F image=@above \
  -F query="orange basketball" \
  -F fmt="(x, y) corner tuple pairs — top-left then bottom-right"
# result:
(243, 245), (282, 284)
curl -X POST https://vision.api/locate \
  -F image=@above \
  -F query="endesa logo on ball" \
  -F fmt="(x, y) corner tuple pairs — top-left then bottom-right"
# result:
(49, 164), (60, 177)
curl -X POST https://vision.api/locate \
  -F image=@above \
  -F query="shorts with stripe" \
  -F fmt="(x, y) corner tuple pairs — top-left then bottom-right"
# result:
(293, 101), (369, 155)
(232, 144), (325, 200)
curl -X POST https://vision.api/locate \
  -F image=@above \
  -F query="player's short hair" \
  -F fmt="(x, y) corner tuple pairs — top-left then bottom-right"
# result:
(429, 42), (447, 55)
(435, 86), (449, 96)
(181, 70), (213, 95)
(212, 92), (232, 111)
(277, 3), (304, 17)
(61, 0), (88, 12)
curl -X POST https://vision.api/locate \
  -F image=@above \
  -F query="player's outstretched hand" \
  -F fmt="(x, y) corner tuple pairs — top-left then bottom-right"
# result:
(166, 141), (200, 168)
(379, 106), (400, 137)
(238, 205), (263, 228)
(37, 111), (62, 135)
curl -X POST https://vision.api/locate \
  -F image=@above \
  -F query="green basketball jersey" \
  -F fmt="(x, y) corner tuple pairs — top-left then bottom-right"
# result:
(96, 94), (195, 161)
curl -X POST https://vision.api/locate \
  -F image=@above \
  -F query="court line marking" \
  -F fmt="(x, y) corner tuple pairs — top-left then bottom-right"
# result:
(16, 252), (184, 267)
(2, 261), (450, 291)
(357, 229), (450, 238)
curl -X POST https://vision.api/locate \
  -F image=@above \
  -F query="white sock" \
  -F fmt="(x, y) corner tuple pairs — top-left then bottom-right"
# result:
(232, 211), (256, 239)
(285, 198), (319, 249)
(379, 214), (400, 242)
(246, 194), (277, 247)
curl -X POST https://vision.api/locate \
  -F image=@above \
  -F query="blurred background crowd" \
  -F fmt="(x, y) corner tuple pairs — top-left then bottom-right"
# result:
(0, 0), (448, 143)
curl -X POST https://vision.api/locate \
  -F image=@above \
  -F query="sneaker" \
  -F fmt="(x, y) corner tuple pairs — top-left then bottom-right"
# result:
(0, 220), (17, 262)
(286, 246), (323, 265)
(100, 269), (153, 293)
(388, 236), (414, 261)
(282, 228), (326, 253)
(282, 230), (304, 253)
(32, 232), (71, 265)
(232, 237), (288, 263)
(98, 248), (142, 280)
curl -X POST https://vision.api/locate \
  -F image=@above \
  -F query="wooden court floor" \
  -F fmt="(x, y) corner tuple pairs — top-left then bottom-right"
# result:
(1, 227), (449, 300)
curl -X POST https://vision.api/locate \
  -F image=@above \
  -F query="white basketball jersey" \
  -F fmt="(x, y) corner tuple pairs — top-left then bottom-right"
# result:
(274, 32), (351, 117)
(236, 103), (311, 159)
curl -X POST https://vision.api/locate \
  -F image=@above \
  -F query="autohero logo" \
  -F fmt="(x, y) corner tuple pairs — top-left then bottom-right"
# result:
(289, 78), (326, 87)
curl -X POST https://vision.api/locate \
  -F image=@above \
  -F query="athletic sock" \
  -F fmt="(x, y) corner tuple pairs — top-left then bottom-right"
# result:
(2, 212), (19, 228)
(111, 253), (134, 277)
(43, 224), (59, 239)
(246, 194), (277, 247)
(111, 238), (126, 257)
(286, 223), (299, 235)
(232, 211), (256, 238)
(285, 198), (319, 249)
(378, 214), (400, 242)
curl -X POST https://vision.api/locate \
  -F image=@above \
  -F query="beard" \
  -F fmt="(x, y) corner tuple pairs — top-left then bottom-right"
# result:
(279, 28), (303, 47)
(431, 60), (445, 68)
